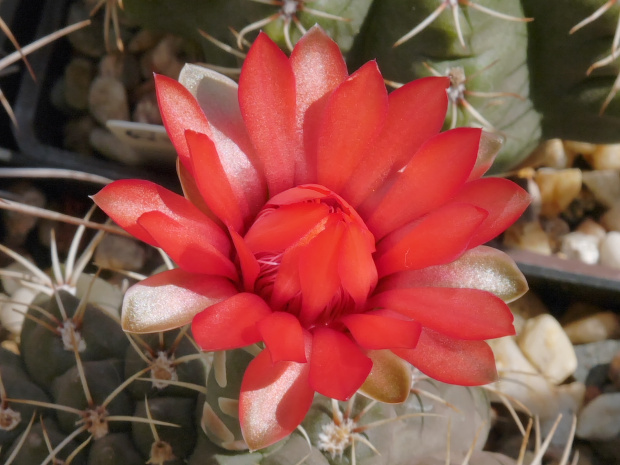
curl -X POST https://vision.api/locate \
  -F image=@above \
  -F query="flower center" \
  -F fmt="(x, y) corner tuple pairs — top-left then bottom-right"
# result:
(243, 185), (378, 327)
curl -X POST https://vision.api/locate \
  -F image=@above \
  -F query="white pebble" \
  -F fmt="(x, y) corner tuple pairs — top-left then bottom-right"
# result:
(576, 393), (620, 440)
(560, 232), (600, 264)
(599, 231), (620, 269)
(517, 314), (578, 385)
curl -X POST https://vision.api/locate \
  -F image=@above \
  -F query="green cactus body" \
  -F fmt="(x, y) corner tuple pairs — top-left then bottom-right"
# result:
(522, 0), (620, 142)
(348, 0), (541, 173)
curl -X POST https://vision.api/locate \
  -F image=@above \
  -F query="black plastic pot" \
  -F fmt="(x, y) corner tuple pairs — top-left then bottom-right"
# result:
(10, 0), (177, 189)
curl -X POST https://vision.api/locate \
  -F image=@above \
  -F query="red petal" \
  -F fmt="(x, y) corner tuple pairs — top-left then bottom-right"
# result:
(338, 222), (378, 305)
(229, 227), (260, 292)
(178, 64), (266, 219)
(375, 203), (488, 277)
(298, 218), (345, 325)
(239, 340), (314, 450)
(309, 327), (372, 400)
(315, 61), (388, 192)
(270, 244), (303, 311)
(371, 288), (515, 340)
(92, 179), (229, 252)
(258, 312), (306, 363)
(244, 202), (329, 254)
(343, 77), (450, 207)
(377, 246), (529, 303)
(138, 211), (237, 279)
(291, 26), (348, 184)
(238, 32), (299, 196)
(364, 127), (481, 239)
(340, 310), (421, 350)
(393, 328), (498, 386)
(155, 74), (211, 172)
(186, 130), (245, 232)
(122, 269), (237, 333)
(449, 177), (531, 248)
(192, 293), (272, 350)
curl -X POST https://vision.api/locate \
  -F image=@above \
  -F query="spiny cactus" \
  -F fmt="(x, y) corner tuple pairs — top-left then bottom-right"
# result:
(0, 197), (573, 464)
(111, 0), (620, 174)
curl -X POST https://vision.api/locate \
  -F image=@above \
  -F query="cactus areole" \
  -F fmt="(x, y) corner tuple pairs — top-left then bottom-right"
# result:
(93, 26), (530, 451)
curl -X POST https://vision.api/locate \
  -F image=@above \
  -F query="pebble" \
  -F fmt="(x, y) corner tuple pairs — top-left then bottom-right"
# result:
(1, 182), (46, 249)
(88, 76), (130, 125)
(573, 339), (620, 384)
(563, 311), (620, 345)
(64, 115), (97, 156)
(609, 351), (620, 389)
(508, 291), (548, 335)
(575, 218), (607, 241)
(488, 336), (557, 418)
(600, 203), (620, 232)
(147, 35), (185, 79)
(599, 231), (620, 268)
(133, 92), (162, 125)
(581, 170), (620, 208)
(64, 57), (95, 111)
(559, 231), (600, 264)
(89, 127), (141, 165)
(98, 53), (141, 90)
(534, 167), (582, 218)
(590, 143), (620, 170)
(542, 216), (570, 252)
(576, 392), (620, 440)
(563, 140), (597, 160)
(526, 138), (569, 169)
(503, 221), (552, 255)
(66, 2), (106, 58)
(517, 314), (577, 385)
(94, 235), (146, 271)
(0, 287), (37, 335)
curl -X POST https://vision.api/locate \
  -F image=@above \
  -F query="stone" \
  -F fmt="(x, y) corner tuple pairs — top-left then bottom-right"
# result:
(89, 127), (141, 165)
(575, 218), (607, 241)
(610, 351), (620, 389)
(150, 35), (185, 79)
(503, 221), (552, 255)
(563, 140), (597, 161)
(573, 339), (620, 384)
(582, 170), (620, 208)
(508, 291), (548, 335)
(1, 182), (46, 249)
(64, 115), (97, 156)
(559, 232), (600, 264)
(66, 2), (106, 58)
(599, 231), (620, 268)
(88, 76), (130, 125)
(133, 92), (162, 125)
(517, 314), (577, 384)
(563, 311), (620, 345)
(94, 235), (146, 271)
(0, 287), (37, 335)
(488, 336), (557, 418)
(600, 202), (620, 232)
(99, 53), (141, 90)
(128, 29), (162, 53)
(576, 392), (620, 440)
(541, 216), (570, 252)
(590, 144), (620, 170)
(64, 57), (95, 111)
(524, 138), (568, 169)
(534, 168), (582, 218)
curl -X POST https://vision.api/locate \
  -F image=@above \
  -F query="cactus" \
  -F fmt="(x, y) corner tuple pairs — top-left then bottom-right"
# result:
(0, 197), (576, 464)
(0, 1), (598, 463)
(113, 0), (620, 173)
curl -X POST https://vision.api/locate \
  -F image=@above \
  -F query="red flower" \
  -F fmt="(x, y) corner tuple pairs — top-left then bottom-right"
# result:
(93, 27), (529, 450)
